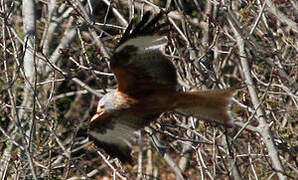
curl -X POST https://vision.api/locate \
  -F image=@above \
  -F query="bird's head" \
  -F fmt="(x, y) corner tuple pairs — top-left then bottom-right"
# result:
(90, 92), (118, 127)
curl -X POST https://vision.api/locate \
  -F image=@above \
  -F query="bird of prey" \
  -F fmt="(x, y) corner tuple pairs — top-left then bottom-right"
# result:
(89, 12), (236, 164)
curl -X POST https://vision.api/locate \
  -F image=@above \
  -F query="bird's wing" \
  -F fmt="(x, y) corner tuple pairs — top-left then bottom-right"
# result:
(110, 35), (177, 98)
(109, 12), (177, 98)
(89, 110), (159, 164)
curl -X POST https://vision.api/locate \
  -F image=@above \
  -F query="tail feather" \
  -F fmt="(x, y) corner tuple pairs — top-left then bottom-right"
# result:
(174, 89), (237, 127)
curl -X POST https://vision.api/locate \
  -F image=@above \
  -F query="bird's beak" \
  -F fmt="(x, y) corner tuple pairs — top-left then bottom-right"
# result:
(90, 113), (102, 123)
(90, 107), (108, 123)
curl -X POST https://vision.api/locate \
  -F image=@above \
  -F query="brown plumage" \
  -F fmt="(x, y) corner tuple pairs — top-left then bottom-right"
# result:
(89, 12), (237, 164)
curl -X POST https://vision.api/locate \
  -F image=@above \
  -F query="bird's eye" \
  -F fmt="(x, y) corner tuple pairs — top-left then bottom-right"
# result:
(97, 105), (105, 112)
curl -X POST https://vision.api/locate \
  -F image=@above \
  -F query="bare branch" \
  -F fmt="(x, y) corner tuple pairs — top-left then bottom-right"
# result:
(227, 9), (287, 180)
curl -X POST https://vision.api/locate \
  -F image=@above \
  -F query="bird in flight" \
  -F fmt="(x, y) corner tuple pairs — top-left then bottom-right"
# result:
(89, 12), (236, 164)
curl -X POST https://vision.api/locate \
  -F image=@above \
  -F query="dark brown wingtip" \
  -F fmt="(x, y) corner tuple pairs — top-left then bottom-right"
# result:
(118, 11), (168, 47)
(88, 135), (134, 165)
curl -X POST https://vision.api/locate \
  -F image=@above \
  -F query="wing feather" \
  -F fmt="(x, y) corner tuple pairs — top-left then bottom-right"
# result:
(109, 12), (177, 98)
(89, 113), (160, 164)
(110, 36), (177, 97)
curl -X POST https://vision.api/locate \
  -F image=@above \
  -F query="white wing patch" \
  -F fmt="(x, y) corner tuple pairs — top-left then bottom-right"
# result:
(115, 36), (168, 53)
(89, 122), (135, 148)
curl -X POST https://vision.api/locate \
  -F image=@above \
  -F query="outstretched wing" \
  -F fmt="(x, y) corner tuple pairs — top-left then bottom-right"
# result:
(110, 13), (177, 98)
(89, 108), (160, 164)
(111, 36), (177, 97)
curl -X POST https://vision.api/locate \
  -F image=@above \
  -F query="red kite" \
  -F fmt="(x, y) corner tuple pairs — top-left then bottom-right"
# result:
(89, 12), (236, 164)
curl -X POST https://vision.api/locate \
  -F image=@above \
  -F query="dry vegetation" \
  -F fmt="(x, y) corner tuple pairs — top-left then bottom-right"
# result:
(0, 0), (297, 179)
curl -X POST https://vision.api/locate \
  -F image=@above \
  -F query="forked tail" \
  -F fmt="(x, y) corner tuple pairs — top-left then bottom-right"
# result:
(174, 89), (237, 127)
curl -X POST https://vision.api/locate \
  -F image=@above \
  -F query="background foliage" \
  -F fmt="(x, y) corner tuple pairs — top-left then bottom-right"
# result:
(0, 0), (297, 179)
